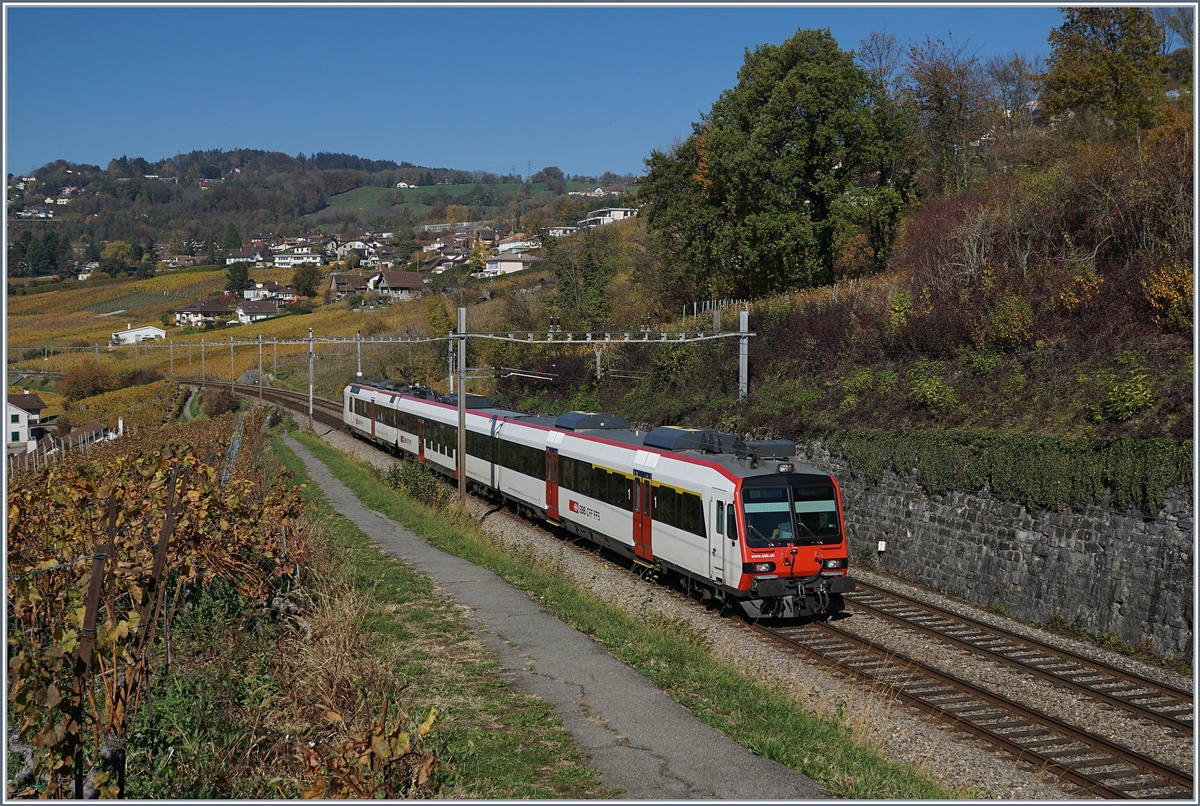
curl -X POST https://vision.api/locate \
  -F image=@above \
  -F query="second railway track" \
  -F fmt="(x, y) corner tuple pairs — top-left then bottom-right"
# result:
(757, 619), (1192, 799)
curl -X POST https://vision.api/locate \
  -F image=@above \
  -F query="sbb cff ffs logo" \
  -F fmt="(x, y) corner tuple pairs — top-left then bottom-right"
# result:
(568, 500), (601, 521)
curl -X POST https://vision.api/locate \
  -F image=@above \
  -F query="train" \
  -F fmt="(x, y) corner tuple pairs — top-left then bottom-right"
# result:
(344, 381), (855, 618)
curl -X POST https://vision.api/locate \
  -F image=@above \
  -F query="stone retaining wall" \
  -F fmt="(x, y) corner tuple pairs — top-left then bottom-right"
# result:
(801, 443), (1194, 658)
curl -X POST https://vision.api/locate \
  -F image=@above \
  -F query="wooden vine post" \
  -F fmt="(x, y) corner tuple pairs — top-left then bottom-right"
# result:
(67, 497), (116, 798)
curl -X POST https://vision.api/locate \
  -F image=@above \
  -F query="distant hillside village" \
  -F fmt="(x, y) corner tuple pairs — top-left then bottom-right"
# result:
(47, 205), (637, 333)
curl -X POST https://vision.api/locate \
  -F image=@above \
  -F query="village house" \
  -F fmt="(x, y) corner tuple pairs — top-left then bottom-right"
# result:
(496, 234), (541, 254)
(578, 207), (638, 228)
(367, 270), (424, 301)
(329, 272), (370, 300)
(65, 421), (112, 449)
(479, 254), (540, 278)
(225, 247), (263, 266)
(110, 324), (166, 345)
(7, 392), (46, 454)
(273, 252), (323, 268)
(548, 226), (578, 238)
(170, 299), (231, 326)
(236, 300), (279, 324)
(164, 255), (203, 269)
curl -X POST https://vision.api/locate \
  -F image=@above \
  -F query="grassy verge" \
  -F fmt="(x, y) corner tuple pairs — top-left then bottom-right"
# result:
(287, 431), (963, 799)
(264, 432), (606, 798)
(123, 432), (605, 798)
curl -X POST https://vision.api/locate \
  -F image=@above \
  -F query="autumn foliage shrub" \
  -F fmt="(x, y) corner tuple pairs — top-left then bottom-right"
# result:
(201, 389), (239, 417)
(59, 365), (120, 402)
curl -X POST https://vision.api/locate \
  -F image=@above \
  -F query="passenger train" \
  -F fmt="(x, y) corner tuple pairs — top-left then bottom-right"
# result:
(344, 382), (855, 618)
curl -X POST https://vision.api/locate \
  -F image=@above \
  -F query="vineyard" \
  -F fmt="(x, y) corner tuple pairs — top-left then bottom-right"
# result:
(84, 292), (191, 315)
(6, 411), (309, 797)
(44, 380), (182, 430)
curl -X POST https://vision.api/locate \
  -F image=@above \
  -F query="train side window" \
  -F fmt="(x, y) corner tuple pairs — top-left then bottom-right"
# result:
(716, 499), (725, 536)
(726, 503), (738, 541)
(681, 492), (704, 536)
(654, 486), (677, 527)
(621, 476), (633, 511)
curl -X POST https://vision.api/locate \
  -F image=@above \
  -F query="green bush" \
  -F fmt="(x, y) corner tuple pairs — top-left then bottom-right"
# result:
(1100, 375), (1154, 422)
(906, 361), (958, 412)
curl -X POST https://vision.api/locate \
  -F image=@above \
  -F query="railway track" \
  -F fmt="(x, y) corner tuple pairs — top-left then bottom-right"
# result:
(198, 381), (345, 430)
(842, 582), (1194, 734)
(214, 381), (1194, 798)
(755, 620), (1191, 798)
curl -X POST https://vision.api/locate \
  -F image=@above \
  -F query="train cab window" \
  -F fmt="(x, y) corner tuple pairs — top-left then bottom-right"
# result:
(716, 500), (725, 536)
(791, 485), (841, 544)
(742, 487), (791, 548)
(726, 503), (738, 542)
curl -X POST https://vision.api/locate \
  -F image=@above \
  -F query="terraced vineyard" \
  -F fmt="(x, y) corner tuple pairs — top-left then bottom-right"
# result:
(84, 291), (191, 315)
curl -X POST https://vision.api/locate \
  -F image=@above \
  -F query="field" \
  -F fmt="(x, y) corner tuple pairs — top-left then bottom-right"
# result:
(304, 181), (623, 225)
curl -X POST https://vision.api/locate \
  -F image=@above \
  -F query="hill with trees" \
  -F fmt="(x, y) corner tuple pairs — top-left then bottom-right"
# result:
(484, 10), (1192, 454)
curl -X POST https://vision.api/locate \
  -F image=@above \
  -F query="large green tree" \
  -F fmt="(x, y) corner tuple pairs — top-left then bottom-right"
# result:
(640, 28), (906, 298)
(221, 222), (242, 250)
(292, 263), (323, 297)
(225, 262), (253, 292)
(1042, 8), (1167, 136)
(544, 227), (621, 330)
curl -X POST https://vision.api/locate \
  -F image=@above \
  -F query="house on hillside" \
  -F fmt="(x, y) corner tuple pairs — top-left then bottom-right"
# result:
(225, 248), (262, 266)
(65, 421), (112, 449)
(578, 207), (637, 228)
(171, 299), (231, 326)
(273, 252), (323, 268)
(236, 300), (279, 324)
(329, 273), (369, 300)
(496, 234), (540, 254)
(479, 254), (540, 278)
(111, 325), (166, 345)
(6, 393), (46, 454)
(548, 226), (578, 238)
(368, 270), (424, 301)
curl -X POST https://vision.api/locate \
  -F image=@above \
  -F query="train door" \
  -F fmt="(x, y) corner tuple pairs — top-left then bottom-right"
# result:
(632, 472), (653, 563)
(369, 399), (376, 439)
(545, 450), (559, 521)
(417, 419), (425, 463)
(710, 496), (726, 584)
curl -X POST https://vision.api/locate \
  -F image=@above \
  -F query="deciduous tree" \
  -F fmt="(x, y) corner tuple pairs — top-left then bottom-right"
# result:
(641, 27), (907, 297)
(1042, 8), (1166, 137)
(292, 263), (323, 297)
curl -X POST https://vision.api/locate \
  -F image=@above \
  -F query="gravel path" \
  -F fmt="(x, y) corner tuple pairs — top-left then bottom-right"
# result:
(307, 423), (1194, 800)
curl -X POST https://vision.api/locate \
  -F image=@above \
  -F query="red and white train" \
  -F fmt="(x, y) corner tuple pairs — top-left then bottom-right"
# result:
(344, 382), (855, 618)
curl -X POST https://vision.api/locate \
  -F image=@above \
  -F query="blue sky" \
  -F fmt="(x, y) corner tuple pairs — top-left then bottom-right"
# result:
(4, 5), (1065, 179)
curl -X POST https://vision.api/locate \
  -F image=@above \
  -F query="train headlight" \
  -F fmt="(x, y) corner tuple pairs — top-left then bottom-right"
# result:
(743, 562), (776, 573)
(822, 558), (847, 570)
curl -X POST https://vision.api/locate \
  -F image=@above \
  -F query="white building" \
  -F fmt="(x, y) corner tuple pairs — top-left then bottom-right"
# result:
(578, 207), (638, 229)
(110, 325), (166, 345)
(479, 254), (540, 278)
(273, 253), (323, 268)
(7, 393), (46, 454)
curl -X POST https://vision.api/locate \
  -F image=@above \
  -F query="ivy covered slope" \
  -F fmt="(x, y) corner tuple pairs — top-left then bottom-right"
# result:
(493, 14), (1192, 516)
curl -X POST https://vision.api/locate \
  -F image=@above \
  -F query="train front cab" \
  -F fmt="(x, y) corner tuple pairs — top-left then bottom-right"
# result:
(731, 469), (855, 619)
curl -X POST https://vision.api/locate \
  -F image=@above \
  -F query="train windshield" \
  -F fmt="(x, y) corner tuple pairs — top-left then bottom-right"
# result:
(742, 485), (840, 548)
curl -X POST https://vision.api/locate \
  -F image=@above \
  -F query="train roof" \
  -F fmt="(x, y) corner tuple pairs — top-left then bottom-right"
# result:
(523, 413), (827, 481)
(347, 385), (829, 481)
